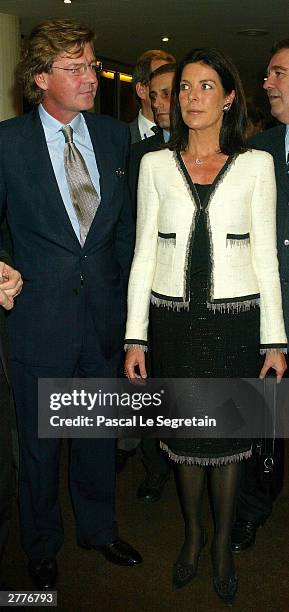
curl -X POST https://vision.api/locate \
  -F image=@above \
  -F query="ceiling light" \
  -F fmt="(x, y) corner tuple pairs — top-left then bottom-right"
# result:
(162, 36), (169, 42)
(237, 29), (268, 36)
(64, 0), (72, 4)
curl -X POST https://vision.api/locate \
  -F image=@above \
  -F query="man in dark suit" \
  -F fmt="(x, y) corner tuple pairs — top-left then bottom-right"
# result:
(129, 63), (176, 213)
(127, 64), (176, 502)
(118, 62), (177, 470)
(129, 49), (175, 144)
(0, 18), (141, 589)
(232, 38), (289, 553)
(117, 56), (176, 470)
(0, 256), (22, 585)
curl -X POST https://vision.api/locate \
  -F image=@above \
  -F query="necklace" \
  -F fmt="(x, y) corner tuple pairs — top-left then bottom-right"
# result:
(190, 150), (221, 166)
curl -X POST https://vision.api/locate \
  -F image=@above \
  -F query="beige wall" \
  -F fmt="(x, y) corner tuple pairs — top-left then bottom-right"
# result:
(0, 13), (22, 120)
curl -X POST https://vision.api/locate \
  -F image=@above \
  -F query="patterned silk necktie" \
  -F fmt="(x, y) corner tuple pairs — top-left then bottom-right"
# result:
(61, 125), (100, 246)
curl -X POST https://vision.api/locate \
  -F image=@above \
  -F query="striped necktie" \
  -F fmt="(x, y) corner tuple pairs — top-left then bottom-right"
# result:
(61, 125), (100, 245)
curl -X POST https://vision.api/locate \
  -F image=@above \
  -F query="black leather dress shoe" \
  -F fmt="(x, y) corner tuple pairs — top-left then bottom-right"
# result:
(28, 558), (57, 589)
(231, 519), (263, 553)
(137, 472), (169, 502)
(83, 539), (142, 566)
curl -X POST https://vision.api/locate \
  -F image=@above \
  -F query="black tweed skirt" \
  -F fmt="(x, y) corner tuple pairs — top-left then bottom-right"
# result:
(150, 273), (261, 465)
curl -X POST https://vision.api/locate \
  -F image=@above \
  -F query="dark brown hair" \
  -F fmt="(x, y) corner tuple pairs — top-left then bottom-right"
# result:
(149, 62), (177, 81)
(271, 38), (289, 56)
(169, 48), (248, 155)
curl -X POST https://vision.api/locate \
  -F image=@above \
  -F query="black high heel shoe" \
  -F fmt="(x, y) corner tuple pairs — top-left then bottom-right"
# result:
(211, 545), (238, 606)
(213, 574), (238, 606)
(172, 529), (207, 591)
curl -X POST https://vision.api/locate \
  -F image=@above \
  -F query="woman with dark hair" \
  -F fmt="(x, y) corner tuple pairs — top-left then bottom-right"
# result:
(124, 48), (287, 604)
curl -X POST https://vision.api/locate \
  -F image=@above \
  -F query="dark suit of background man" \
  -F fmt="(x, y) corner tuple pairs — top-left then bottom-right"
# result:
(129, 63), (177, 213)
(0, 255), (22, 586)
(232, 39), (289, 553)
(128, 63), (176, 503)
(0, 18), (141, 589)
(129, 49), (175, 144)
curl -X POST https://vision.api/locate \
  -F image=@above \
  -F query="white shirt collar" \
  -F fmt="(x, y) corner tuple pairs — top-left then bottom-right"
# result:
(138, 110), (156, 140)
(285, 125), (289, 161)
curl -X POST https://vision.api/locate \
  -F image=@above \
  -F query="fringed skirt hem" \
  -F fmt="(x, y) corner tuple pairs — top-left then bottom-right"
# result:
(160, 442), (252, 466)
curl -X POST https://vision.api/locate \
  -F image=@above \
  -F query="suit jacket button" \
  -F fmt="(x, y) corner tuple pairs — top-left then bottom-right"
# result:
(73, 288), (79, 295)
(284, 239), (289, 246)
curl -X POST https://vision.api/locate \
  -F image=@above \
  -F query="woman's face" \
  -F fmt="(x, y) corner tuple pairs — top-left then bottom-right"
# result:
(178, 61), (235, 134)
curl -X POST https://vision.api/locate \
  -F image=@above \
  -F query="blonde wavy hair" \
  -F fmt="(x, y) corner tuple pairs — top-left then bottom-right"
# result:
(18, 19), (96, 105)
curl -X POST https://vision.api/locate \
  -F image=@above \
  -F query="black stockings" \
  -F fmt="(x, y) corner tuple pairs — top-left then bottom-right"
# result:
(175, 463), (206, 565)
(175, 461), (240, 577)
(210, 462), (240, 578)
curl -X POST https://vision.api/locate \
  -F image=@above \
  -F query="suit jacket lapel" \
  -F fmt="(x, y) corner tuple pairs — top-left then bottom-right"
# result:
(83, 113), (118, 238)
(271, 124), (289, 197)
(20, 110), (81, 249)
(129, 118), (141, 144)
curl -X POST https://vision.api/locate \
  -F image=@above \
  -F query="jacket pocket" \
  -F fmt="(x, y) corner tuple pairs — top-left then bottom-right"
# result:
(157, 231), (176, 247)
(226, 232), (250, 247)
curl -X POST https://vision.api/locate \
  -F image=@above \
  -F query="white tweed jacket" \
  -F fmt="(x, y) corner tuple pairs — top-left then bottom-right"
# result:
(125, 148), (287, 353)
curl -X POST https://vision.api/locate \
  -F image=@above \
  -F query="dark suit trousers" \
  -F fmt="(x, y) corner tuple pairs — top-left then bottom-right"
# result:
(11, 299), (121, 560)
(0, 360), (13, 570)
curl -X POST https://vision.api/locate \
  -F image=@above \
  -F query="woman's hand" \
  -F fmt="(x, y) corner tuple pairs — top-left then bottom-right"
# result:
(125, 347), (147, 381)
(259, 351), (287, 383)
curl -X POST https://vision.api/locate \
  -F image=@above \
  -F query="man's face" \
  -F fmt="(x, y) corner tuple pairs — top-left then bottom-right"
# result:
(35, 42), (98, 123)
(149, 71), (175, 129)
(264, 48), (289, 124)
(136, 59), (172, 120)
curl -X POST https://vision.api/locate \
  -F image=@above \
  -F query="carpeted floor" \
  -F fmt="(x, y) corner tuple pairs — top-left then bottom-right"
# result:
(4, 444), (289, 612)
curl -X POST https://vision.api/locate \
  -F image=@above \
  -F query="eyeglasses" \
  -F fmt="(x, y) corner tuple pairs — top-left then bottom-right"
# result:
(51, 60), (103, 76)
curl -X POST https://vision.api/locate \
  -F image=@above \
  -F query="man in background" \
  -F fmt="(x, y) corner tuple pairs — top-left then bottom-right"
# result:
(118, 58), (176, 471)
(129, 62), (176, 214)
(232, 38), (289, 553)
(127, 63), (176, 502)
(129, 49), (175, 143)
